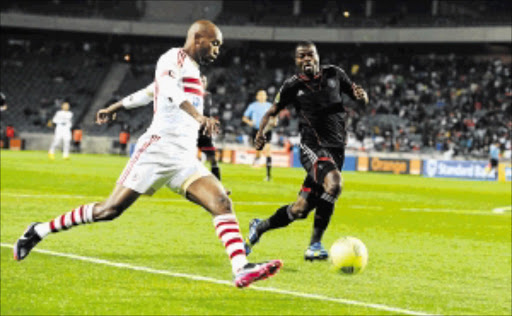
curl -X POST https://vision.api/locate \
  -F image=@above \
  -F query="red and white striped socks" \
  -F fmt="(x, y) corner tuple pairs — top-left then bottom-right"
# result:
(213, 214), (248, 274)
(34, 203), (96, 238)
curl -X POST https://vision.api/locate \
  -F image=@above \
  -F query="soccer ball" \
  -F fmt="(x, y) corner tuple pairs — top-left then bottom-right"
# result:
(329, 236), (368, 274)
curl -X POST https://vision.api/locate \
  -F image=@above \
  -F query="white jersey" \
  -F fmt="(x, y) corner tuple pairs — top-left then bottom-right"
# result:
(146, 47), (204, 154)
(122, 83), (154, 109)
(52, 110), (73, 132)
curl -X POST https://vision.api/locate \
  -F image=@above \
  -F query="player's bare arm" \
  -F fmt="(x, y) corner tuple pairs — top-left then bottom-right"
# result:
(97, 84), (155, 125)
(96, 101), (123, 125)
(179, 100), (220, 137)
(255, 104), (281, 150)
(242, 116), (254, 127)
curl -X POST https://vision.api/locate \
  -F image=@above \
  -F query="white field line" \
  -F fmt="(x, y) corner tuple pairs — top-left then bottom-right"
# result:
(492, 206), (512, 214)
(1, 192), (509, 216)
(400, 208), (509, 216)
(0, 243), (436, 316)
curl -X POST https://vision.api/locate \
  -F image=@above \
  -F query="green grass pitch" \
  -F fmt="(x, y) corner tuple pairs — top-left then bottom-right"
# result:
(1, 150), (511, 315)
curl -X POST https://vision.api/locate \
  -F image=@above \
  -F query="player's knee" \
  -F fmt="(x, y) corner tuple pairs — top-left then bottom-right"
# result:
(289, 203), (311, 220)
(212, 194), (233, 215)
(324, 172), (342, 197)
(93, 203), (124, 221)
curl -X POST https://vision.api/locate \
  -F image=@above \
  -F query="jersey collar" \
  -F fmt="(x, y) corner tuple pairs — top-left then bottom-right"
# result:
(298, 72), (322, 82)
(182, 48), (200, 69)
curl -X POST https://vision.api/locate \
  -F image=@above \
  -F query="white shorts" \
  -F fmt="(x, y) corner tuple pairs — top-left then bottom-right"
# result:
(54, 129), (72, 142)
(117, 134), (211, 196)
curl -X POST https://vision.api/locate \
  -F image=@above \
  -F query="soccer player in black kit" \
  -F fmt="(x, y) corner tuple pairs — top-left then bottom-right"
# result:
(244, 41), (369, 260)
(197, 76), (221, 180)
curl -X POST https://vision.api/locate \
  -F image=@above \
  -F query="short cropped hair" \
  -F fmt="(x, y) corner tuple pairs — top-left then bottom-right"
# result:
(295, 41), (316, 51)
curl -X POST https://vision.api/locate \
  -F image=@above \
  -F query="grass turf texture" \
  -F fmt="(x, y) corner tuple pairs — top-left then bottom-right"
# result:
(1, 150), (511, 315)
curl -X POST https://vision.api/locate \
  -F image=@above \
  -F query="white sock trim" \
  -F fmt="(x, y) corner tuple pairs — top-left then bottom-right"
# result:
(34, 223), (51, 239)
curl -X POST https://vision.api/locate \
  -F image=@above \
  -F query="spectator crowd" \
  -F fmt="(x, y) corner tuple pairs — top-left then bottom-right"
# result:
(1, 36), (510, 159)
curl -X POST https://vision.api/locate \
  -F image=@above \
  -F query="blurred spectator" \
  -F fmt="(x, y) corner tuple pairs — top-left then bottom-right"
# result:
(119, 123), (130, 156)
(0, 92), (7, 112)
(72, 125), (83, 153)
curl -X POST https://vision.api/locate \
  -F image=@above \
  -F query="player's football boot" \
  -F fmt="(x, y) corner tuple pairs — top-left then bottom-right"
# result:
(48, 153), (55, 160)
(244, 218), (262, 256)
(304, 242), (329, 261)
(233, 260), (283, 288)
(13, 222), (42, 261)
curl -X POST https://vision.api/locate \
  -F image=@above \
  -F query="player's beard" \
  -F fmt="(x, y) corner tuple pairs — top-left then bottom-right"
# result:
(198, 47), (215, 65)
(302, 63), (318, 77)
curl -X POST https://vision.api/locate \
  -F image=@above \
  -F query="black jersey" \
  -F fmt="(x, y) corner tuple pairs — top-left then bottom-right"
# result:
(198, 91), (214, 137)
(275, 65), (356, 148)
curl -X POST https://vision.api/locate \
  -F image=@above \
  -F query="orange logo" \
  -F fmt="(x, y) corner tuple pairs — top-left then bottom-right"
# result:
(370, 158), (408, 174)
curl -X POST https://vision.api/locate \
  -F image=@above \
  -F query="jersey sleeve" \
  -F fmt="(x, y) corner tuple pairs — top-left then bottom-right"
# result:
(52, 111), (62, 124)
(155, 51), (189, 107)
(334, 66), (356, 100)
(122, 83), (155, 109)
(243, 103), (254, 118)
(274, 77), (297, 110)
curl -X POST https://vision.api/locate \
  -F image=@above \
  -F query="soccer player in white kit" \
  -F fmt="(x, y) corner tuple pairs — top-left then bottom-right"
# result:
(102, 76), (225, 181)
(14, 20), (282, 288)
(48, 102), (73, 160)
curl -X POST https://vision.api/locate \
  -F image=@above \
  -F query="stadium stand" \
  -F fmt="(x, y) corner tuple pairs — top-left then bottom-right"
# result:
(1, 33), (510, 158)
(0, 39), (111, 134)
(1, 0), (510, 27)
(0, 0), (510, 158)
(217, 0), (511, 27)
(1, 0), (143, 20)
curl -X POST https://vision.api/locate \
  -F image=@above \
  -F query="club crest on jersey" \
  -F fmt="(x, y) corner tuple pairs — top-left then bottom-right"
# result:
(328, 79), (337, 88)
(297, 90), (305, 96)
(192, 96), (202, 108)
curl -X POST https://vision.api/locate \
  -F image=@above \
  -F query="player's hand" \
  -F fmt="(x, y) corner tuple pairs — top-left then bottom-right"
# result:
(254, 131), (267, 150)
(199, 116), (220, 137)
(352, 84), (369, 105)
(96, 108), (117, 125)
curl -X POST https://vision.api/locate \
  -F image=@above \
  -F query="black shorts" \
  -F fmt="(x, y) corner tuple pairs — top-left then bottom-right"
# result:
(197, 134), (215, 153)
(299, 143), (345, 183)
(297, 144), (344, 205)
(250, 128), (271, 146)
(490, 158), (498, 168)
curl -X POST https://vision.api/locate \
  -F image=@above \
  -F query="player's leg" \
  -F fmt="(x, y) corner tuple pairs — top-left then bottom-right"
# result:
(253, 150), (261, 166)
(310, 169), (342, 244)
(244, 176), (318, 255)
(14, 185), (140, 261)
(62, 132), (71, 159)
(48, 133), (60, 159)
(250, 128), (261, 166)
(306, 149), (344, 260)
(206, 151), (221, 180)
(298, 144), (343, 260)
(263, 132), (272, 181)
(185, 175), (282, 287)
(198, 134), (221, 180)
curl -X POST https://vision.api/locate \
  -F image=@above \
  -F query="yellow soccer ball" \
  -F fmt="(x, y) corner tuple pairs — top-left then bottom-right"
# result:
(330, 236), (368, 274)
